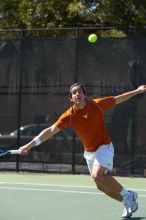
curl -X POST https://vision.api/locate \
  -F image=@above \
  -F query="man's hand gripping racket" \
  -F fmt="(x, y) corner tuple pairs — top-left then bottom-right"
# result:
(0, 149), (21, 157)
(18, 144), (32, 155)
(0, 143), (31, 157)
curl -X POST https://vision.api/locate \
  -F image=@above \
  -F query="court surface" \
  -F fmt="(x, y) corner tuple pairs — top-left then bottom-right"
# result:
(0, 172), (146, 220)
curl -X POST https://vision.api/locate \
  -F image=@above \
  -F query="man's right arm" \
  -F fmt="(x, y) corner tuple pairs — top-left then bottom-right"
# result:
(19, 125), (61, 155)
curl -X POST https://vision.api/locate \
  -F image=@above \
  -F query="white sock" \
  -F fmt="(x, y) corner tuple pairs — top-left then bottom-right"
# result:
(120, 188), (130, 202)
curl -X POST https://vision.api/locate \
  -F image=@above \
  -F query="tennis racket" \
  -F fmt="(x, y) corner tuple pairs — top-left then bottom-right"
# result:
(0, 149), (20, 157)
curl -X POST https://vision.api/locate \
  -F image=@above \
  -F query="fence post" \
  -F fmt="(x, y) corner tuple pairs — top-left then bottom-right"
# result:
(130, 28), (138, 176)
(74, 28), (79, 82)
(71, 28), (79, 174)
(16, 29), (25, 172)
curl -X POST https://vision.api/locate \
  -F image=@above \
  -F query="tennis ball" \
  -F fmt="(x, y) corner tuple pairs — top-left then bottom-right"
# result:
(88, 34), (97, 43)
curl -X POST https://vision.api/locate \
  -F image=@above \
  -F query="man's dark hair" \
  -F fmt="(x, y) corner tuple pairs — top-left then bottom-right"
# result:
(69, 83), (86, 98)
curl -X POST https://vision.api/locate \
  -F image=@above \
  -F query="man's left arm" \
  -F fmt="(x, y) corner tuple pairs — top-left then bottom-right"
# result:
(114, 85), (146, 105)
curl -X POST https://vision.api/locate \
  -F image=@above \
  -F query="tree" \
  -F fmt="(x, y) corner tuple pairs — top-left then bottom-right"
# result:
(0, 0), (145, 33)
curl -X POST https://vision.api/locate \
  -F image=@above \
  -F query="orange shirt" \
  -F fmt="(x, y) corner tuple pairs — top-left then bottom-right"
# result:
(54, 96), (116, 152)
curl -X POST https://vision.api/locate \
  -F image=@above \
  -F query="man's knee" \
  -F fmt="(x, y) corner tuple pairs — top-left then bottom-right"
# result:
(91, 176), (105, 193)
(91, 172), (105, 182)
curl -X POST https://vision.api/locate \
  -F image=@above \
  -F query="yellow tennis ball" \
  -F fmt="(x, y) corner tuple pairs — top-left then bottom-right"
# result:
(88, 34), (97, 43)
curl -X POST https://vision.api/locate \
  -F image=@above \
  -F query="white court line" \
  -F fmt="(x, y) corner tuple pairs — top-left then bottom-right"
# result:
(0, 186), (103, 195)
(0, 181), (146, 193)
(0, 183), (145, 197)
(0, 181), (95, 188)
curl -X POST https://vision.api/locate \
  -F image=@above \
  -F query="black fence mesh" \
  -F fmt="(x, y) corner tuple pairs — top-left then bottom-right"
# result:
(0, 28), (146, 176)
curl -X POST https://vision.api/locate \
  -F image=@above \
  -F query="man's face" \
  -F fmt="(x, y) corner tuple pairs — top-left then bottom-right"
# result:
(70, 86), (86, 105)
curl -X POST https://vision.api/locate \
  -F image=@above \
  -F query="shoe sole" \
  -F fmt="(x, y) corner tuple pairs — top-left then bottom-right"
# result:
(122, 213), (132, 218)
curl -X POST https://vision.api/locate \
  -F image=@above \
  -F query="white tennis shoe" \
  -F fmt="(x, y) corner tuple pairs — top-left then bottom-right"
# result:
(122, 191), (138, 218)
(122, 206), (132, 218)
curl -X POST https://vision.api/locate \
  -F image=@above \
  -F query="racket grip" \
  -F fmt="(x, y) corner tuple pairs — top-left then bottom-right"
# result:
(10, 149), (21, 155)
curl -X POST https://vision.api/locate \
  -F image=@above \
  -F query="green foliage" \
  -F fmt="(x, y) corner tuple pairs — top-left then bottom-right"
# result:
(0, 0), (145, 34)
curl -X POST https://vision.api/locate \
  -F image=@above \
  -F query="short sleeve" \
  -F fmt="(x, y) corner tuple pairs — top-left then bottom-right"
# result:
(93, 97), (116, 112)
(54, 109), (71, 130)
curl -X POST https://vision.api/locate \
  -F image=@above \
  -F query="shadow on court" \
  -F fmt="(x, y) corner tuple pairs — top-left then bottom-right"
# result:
(129, 218), (146, 220)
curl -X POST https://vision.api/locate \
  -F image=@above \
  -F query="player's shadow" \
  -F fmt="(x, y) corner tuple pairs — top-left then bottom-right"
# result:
(124, 217), (146, 220)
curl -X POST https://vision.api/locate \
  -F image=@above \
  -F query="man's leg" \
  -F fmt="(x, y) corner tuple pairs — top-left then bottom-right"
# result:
(84, 144), (138, 217)
(91, 165), (138, 217)
(91, 165), (123, 201)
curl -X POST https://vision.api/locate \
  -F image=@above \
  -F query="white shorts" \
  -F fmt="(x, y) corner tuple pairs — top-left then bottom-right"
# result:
(84, 143), (114, 175)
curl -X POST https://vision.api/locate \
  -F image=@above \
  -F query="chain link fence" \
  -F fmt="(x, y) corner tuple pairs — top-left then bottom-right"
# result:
(0, 28), (146, 176)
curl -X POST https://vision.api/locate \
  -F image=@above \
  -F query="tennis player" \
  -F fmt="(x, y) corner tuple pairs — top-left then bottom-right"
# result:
(19, 83), (146, 218)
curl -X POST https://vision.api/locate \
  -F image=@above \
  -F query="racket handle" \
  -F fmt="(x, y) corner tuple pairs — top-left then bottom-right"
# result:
(10, 149), (21, 155)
